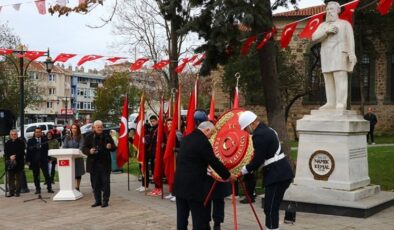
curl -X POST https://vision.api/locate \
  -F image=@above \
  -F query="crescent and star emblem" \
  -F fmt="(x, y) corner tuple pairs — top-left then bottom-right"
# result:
(119, 116), (128, 138)
(309, 18), (321, 30)
(284, 26), (294, 36)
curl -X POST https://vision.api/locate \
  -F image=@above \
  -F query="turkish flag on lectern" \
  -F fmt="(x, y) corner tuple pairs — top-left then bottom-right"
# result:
(117, 97), (129, 168)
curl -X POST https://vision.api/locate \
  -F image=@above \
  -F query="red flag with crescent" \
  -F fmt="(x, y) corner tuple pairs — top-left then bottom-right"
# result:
(35, 0), (46, 15)
(280, 22), (298, 48)
(53, 53), (77, 63)
(339, 0), (359, 24)
(23, 51), (46, 61)
(240, 35), (257, 55)
(164, 86), (180, 192)
(299, 13), (325, 39)
(184, 79), (198, 136)
(153, 98), (164, 187)
(256, 28), (276, 50)
(130, 58), (149, 71)
(134, 95), (146, 173)
(107, 57), (124, 63)
(77, 55), (103, 66)
(0, 49), (13, 55)
(376, 0), (393, 15)
(152, 60), (170, 70)
(117, 96), (129, 168)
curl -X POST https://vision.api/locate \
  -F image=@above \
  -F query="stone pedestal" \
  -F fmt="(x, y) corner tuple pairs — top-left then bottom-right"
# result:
(281, 109), (394, 217)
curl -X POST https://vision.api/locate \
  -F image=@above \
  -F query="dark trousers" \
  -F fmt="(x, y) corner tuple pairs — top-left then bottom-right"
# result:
(264, 180), (291, 229)
(91, 163), (111, 203)
(208, 198), (225, 223)
(244, 172), (257, 199)
(7, 170), (23, 195)
(367, 126), (375, 143)
(32, 163), (52, 192)
(176, 197), (210, 230)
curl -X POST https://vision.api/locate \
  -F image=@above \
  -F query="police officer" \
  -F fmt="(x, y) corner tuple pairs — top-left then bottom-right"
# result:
(238, 111), (293, 230)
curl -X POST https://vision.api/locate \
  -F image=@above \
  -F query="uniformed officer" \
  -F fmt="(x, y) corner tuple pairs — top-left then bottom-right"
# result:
(238, 111), (294, 230)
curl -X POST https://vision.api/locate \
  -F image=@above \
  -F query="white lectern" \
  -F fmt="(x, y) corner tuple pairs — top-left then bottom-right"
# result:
(48, 148), (84, 201)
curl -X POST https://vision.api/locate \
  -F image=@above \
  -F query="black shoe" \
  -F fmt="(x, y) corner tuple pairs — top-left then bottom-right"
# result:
(6, 194), (15, 198)
(47, 189), (54, 193)
(240, 197), (255, 204)
(15, 193), (20, 197)
(35, 190), (41, 194)
(76, 187), (80, 191)
(91, 202), (102, 208)
(101, 202), (108, 208)
(213, 222), (221, 230)
(20, 188), (30, 193)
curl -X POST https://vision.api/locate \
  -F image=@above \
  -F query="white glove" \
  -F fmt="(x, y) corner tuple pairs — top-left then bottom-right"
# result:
(207, 168), (212, 176)
(241, 165), (249, 175)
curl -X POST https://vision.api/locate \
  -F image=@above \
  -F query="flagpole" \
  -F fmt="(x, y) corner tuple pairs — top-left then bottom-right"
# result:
(127, 94), (130, 191)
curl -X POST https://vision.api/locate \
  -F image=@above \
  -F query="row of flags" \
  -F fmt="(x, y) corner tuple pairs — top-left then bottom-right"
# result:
(0, 0), (87, 15)
(124, 75), (240, 192)
(240, 0), (393, 52)
(0, 49), (206, 74)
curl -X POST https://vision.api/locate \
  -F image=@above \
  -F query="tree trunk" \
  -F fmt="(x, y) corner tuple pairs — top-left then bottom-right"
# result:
(257, 41), (291, 156)
(169, 15), (179, 90)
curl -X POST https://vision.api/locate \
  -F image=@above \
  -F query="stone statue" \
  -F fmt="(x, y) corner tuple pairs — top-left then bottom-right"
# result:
(312, 1), (357, 110)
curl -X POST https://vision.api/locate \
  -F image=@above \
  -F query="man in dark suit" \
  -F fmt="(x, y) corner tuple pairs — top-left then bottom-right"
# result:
(26, 127), (54, 194)
(364, 107), (378, 144)
(173, 121), (237, 230)
(4, 129), (26, 197)
(82, 120), (116, 208)
(238, 111), (294, 230)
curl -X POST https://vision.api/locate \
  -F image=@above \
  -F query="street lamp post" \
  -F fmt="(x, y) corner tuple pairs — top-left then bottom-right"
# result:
(7, 45), (54, 139)
(58, 96), (72, 125)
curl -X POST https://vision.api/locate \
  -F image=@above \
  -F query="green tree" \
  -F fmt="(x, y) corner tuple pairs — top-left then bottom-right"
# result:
(188, 0), (297, 155)
(92, 72), (140, 123)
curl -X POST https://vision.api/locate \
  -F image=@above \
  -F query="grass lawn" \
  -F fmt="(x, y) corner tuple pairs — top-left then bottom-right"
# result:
(2, 146), (393, 192)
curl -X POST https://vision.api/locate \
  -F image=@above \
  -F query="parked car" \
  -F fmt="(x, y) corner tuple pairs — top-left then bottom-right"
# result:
(17, 122), (55, 140)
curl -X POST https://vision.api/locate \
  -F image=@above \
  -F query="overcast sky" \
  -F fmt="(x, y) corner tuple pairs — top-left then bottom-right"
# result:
(0, 0), (324, 70)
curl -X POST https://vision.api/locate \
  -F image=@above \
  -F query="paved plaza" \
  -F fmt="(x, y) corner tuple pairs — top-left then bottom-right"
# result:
(1, 173), (394, 230)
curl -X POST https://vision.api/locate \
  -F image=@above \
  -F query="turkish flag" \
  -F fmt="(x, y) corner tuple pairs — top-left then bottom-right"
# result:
(280, 22), (298, 48)
(152, 60), (170, 70)
(0, 49), (13, 55)
(377, 0), (393, 15)
(53, 53), (76, 63)
(208, 92), (215, 121)
(35, 0), (46, 15)
(339, 0), (359, 24)
(174, 60), (188, 73)
(299, 13), (325, 39)
(240, 35), (257, 55)
(186, 54), (198, 63)
(193, 54), (206, 66)
(134, 95), (146, 173)
(184, 79), (198, 136)
(117, 96), (129, 168)
(77, 55), (103, 66)
(24, 51), (46, 61)
(233, 85), (239, 109)
(153, 98), (164, 188)
(164, 86), (180, 193)
(256, 28), (276, 50)
(107, 57), (124, 63)
(130, 58), (149, 71)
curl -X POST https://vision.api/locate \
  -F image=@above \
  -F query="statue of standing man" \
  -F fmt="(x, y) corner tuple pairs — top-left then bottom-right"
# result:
(312, 1), (357, 110)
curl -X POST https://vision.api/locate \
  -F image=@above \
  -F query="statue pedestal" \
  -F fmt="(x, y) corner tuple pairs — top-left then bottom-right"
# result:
(48, 149), (84, 201)
(281, 109), (394, 217)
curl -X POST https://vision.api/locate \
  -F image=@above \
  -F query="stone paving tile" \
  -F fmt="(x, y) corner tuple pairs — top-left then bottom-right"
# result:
(1, 173), (394, 230)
